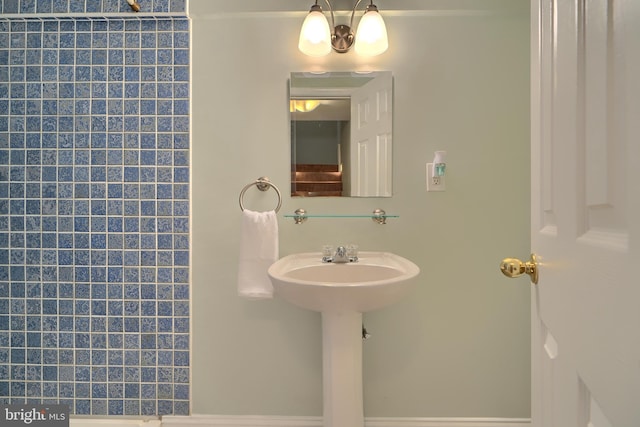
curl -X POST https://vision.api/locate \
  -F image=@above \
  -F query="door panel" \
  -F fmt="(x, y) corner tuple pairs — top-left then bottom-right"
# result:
(531, 0), (639, 426)
(350, 75), (392, 197)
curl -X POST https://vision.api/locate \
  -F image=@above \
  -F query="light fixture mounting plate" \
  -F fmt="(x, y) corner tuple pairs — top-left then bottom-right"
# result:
(332, 24), (354, 53)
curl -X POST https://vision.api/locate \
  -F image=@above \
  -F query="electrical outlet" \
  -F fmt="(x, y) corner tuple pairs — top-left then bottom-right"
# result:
(426, 163), (446, 191)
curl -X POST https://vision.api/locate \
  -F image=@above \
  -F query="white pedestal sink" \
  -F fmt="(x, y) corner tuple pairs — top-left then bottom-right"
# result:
(268, 252), (420, 427)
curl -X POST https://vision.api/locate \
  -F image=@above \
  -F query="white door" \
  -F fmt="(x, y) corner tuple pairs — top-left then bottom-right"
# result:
(526, 0), (640, 426)
(350, 74), (392, 197)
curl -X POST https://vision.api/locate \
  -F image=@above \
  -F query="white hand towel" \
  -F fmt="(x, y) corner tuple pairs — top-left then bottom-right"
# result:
(237, 209), (279, 299)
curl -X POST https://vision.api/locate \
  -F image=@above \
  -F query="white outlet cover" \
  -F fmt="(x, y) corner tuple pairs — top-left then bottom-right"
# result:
(426, 163), (446, 192)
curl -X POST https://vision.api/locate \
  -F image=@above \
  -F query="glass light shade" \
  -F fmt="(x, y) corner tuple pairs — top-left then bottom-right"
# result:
(298, 10), (332, 57)
(354, 10), (388, 56)
(290, 100), (321, 113)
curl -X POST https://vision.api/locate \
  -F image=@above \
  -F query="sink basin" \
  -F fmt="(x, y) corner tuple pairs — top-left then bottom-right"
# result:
(268, 251), (420, 313)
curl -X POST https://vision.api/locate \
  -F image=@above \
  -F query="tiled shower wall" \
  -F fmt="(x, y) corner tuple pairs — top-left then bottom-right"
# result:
(0, 0), (190, 416)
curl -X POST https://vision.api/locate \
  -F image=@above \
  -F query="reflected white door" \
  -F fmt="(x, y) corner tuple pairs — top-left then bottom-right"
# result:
(350, 74), (392, 197)
(530, 0), (640, 426)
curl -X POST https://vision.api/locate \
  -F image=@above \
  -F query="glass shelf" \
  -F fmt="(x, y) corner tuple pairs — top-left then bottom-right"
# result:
(284, 209), (397, 224)
(283, 214), (399, 219)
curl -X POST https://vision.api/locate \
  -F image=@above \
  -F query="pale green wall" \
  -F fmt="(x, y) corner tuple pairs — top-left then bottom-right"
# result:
(190, 0), (531, 418)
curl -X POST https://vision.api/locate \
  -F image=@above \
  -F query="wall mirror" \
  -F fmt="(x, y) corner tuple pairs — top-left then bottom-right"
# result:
(290, 71), (393, 197)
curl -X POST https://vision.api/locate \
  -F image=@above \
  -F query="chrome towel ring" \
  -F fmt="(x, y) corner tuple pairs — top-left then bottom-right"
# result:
(239, 177), (282, 213)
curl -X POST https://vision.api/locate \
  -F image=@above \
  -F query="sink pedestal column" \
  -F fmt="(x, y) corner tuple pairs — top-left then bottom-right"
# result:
(321, 311), (364, 427)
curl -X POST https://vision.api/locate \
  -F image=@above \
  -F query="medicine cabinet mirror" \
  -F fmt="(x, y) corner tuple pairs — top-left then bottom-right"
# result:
(290, 71), (393, 197)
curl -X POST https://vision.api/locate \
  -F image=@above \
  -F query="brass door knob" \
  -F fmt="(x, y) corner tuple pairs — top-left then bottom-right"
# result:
(500, 254), (539, 284)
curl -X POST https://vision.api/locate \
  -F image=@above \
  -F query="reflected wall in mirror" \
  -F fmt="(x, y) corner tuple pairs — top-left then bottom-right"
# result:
(290, 71), (393, 197)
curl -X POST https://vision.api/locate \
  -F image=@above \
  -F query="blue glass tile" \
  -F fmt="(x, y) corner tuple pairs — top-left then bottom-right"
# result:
(174, 83), (189, 99)
(74, 400), (91, 415)
(91, 301), (106, 317)
(156, 350), (170, 366)
(138, 135), (155, 151)
(75, 366), (91, 383)
(89, 335), (105, 352)
(91, 267), (106, 283)
(154, 318), (170, 333)
(140, 235), (156, 250)
(140, 50), (155, 67)
(138, 19), (155, 31)
(92, 32), (108, 50)
(123, 318), (139, 333)
(73, 334), (89, 349)
(92, 84), (107, 102)
(138, 400), (156, 417)
(39, 364), (58, 383)
(153, 0), (169, 13)
(92, 366), (107, 381)
(155, 201), (171, 217)
(108, 402), (124, 415)
(174, 99), (189, 115)
(138, 268), (154, 283)
(66, 0), (84, 12)
(154, 368), (171, 384)
(122, 152), (137, 168)
(75, 349), (90, 365)
(173, 318), (188, 334)
(108, 65), (124, 81)
(158, 49), (172, 65)
(139, 99), (155, 115)
(154, 183), (170, 199)
(34, 0), (53, 12)
(139, 251), (155, 266)
(151, 151), (169, 167)
(140, 201), (156, 217)
(58, 382), (74, 400)
(27, 349), (42, 368)
(89, 382), (107, 400)
(174, 336), (188, 352)
(106, 218), (122, 235)
(57, 331), (73, 348)
(10, 32), (26, 51)
(121, 401), (140, 417)
(107, 19), (123, 31)
(139, 218), (154, 233)
(174, 384), (189, 401)
(3, 0), (19, 13)
(124, 334), (139, 350)
(139, 185), (154, 200)
(173, 44), (188, 65)
(106, 27), (123, 47)
(124, 82), (140, 98)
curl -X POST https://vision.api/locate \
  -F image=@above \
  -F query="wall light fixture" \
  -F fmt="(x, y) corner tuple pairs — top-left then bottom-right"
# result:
(290, 100), (321, 113)
(298, 0), (388, 57)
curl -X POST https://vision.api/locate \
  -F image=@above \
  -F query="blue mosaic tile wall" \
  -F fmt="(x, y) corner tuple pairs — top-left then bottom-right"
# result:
(0, 0), (190, 416)
(0, 0), (186, 14)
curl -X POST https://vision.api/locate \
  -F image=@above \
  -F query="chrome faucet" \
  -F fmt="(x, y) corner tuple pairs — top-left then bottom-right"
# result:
(322, 245), (358, 263)
(333, 246), (349, 263)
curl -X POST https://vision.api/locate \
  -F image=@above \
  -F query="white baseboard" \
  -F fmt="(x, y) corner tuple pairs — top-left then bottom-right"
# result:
(366, 418), (531, 427)
(161, 415), (321, 427)
(161, 415), (532, 427)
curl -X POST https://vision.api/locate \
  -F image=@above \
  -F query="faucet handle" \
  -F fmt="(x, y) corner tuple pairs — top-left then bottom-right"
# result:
(322, 245), (334, 262)
(346, 244), (358, 259)
(322, 245), (334, 257)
